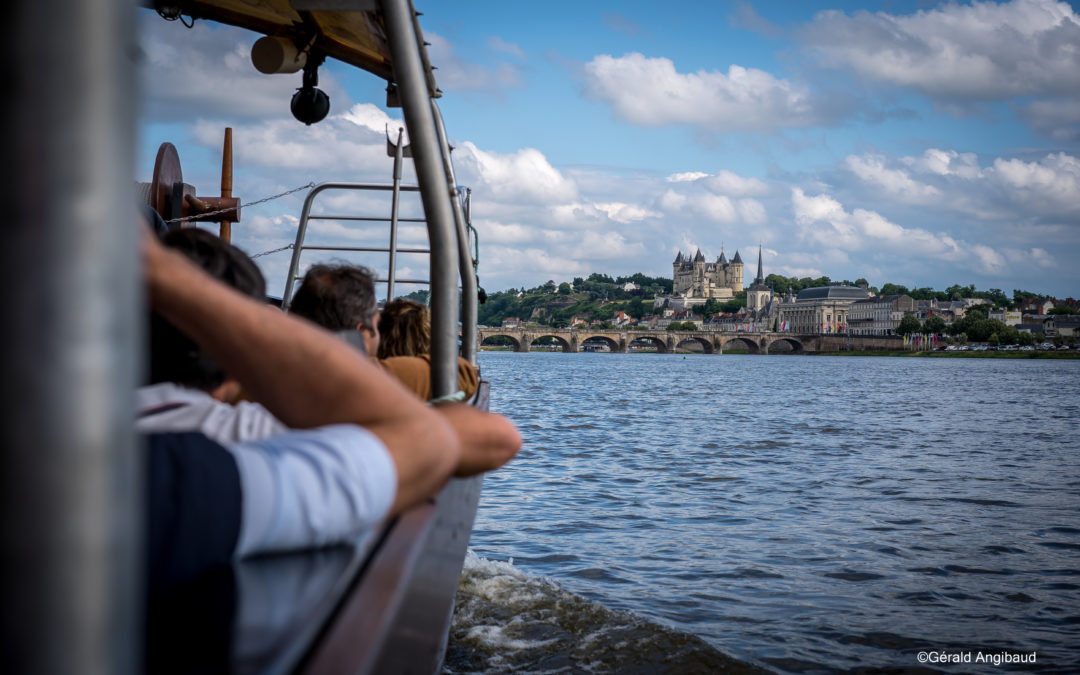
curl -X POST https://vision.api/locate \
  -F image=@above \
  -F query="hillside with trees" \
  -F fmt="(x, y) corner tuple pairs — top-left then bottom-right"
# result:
(463, 272), (1063, 329)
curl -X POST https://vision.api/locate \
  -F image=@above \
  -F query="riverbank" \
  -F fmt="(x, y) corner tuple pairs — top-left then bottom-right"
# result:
(811, 349), (1080, 358)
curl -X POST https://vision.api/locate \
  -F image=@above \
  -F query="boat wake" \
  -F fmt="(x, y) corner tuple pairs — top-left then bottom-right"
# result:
(445, 550), (767, 674)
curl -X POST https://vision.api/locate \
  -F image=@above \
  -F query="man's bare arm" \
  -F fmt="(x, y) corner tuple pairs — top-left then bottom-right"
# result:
(435, 403), (522, 477)
(143, 234), (459, 514)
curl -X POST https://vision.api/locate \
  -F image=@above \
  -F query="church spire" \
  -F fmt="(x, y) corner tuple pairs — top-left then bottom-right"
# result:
(755, 244), (764, 285)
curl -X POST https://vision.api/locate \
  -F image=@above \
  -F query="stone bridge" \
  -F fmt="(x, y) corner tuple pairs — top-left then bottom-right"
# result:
(476, 327), (901, 354)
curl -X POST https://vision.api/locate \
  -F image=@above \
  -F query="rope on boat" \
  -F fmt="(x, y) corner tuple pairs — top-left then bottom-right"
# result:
(165, 182), (317, 225)
(251, 243), (295, 259)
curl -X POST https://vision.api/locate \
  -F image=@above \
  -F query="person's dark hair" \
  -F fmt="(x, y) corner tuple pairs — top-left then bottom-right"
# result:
(148, 227), (266, 390)
(287, 263), (378, 332)
(377, 298), (430, 359)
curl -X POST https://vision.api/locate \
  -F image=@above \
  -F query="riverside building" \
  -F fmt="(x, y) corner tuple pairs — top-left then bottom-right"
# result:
(777, 285), (869, 333)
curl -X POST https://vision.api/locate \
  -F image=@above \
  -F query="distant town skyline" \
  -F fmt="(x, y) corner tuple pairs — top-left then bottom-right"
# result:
(138, 0), (1080, 298)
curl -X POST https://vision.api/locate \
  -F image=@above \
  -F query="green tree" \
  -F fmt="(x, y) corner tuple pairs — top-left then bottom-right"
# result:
(1017, 332), (1033, 346)
(699, 298), (724, 317)
(998, 325), (1020, 345)
(967, 318), (1006, 342)
(720, 296), (746, 313)
(557, 282), (572, 295)
(922, 316), (946, 334)
(880, 283), (911, 296)
(983, 288), (1009, 307)
(897, 314), (921, 335)
(1049, 306), (1078, 315)
(1013, 289), (1039, 304)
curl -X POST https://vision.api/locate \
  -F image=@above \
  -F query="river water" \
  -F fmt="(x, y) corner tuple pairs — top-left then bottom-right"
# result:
(444, 352), (1080, 674)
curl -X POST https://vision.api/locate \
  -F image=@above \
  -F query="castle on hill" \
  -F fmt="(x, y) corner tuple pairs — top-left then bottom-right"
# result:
(658, 245), (774, 316)
(672, 246), (744, 301)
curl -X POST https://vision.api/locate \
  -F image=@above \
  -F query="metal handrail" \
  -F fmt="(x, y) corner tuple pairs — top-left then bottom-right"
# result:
(385, 0), (459, 399)
(431, 101), (478, 364)
(280, 182), (433, 309)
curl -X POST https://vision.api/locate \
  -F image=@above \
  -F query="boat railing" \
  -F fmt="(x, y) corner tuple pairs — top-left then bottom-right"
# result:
(279, 181), (431, 309)
(277, 176), (478, 368)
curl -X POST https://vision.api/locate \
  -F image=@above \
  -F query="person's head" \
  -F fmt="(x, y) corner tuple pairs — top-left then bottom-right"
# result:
(377, 298), (430, 359)
(288, 263), (380, 355)
(149, 227), (266, 395)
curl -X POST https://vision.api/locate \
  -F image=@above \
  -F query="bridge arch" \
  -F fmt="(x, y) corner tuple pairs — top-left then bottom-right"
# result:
(719, 336), (761, 354)
(628, 335), (668, 353)
(530, 333), (573, 352)
(479, 332), (523, 352)
(579, 334), (621, 353)
(674, 335), (714, 354)
(764, 337), (804, 354)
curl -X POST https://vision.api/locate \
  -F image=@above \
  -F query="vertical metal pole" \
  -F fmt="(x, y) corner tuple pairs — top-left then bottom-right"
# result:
(383, 0), (459, 399)
(387, 128), (404, 303)
(1, 1), (140, 674)
(281, 184), (324, 310)
(430, 102), (477, 364)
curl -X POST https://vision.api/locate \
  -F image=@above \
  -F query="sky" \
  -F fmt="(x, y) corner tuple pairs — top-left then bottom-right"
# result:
(136, 0), (1080, 299)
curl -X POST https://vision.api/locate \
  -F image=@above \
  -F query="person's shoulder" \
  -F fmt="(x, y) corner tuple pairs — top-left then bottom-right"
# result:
(380, 354), (430, 372)
(455, 357), (479, 396)
(379, 355), (431, 399)
(229, 400), (288, 441)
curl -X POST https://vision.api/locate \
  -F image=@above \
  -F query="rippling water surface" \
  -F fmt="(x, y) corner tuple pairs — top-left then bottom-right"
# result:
(446, 353), (1080, 673)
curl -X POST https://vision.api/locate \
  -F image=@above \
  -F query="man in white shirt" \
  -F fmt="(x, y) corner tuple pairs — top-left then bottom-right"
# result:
(138, 228), (285, 443)
(140, 225), (521, 586)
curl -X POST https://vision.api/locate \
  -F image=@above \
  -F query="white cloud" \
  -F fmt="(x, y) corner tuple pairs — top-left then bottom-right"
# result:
(454, 143), (579, 205)
(483, 245), (588, 283)
(791, 188), (1004, 273)
(801, 0), (1080, 101)
(592, 202), (662, 223)
(579, 231), (646, 259)
(659, 190), (688, 211)
(1029, 247), (1055, 267)
(690, 193), (739, 224)
(191, 105), (400, 177)
(904, 149), (983, 179)
(666, 171), (710, 183)
(479, 221), (535, 245)
(736, 199), (768, 225)
(846, 149), (1080, 222)
(988, 152), (1080, 214)
(844, 154), (941, 202)
(582, 53), (829, 130)
(703, 170), (769, 196)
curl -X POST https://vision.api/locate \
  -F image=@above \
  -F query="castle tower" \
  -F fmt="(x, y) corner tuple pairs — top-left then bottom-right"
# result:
(691, 248), (705, 296)
(730, 250), (744, 291)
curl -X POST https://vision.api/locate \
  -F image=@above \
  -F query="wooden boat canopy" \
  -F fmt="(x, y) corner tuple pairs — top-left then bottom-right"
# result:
(146, 0), (442, 98)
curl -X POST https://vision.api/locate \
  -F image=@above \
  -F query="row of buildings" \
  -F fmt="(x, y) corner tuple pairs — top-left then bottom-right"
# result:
(499, 245), (1077, 338)
(653, 246), (1078, 337)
